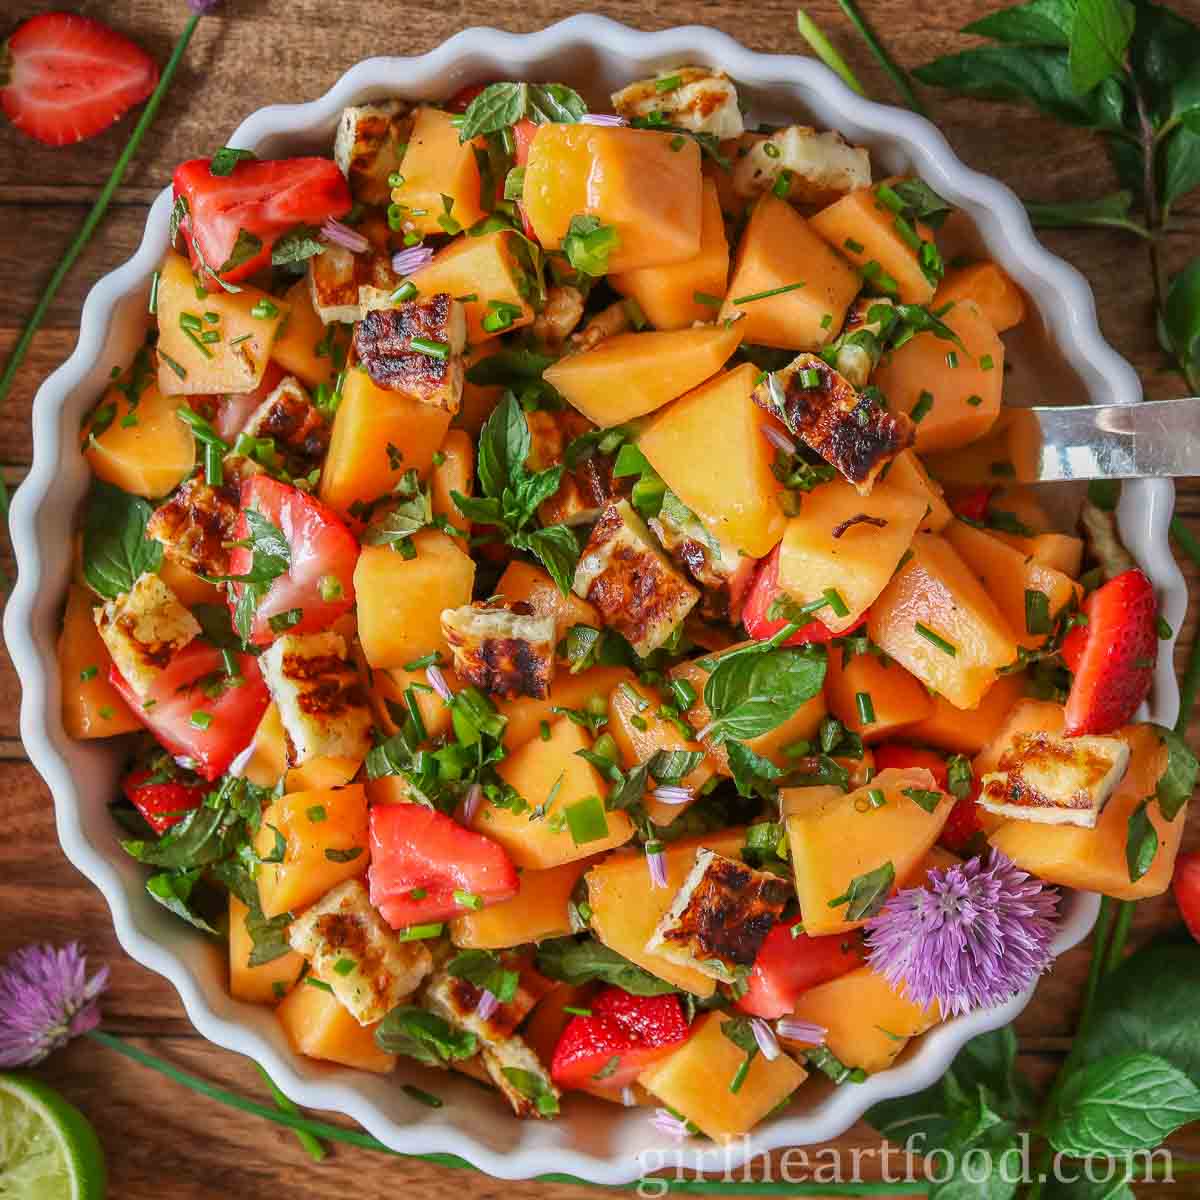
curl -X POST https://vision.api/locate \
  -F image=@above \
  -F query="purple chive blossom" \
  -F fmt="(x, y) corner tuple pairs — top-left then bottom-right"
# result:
(750, 1018), (781, 1061)
(0, 942), (109, 1068)
(866, 850), (1059, 1019)
(647, 846), (668, 889)
(776, 1017), (827, 1045)
(186, 0), (222, 12)
(761, 424), (797, 455)
(475, 988), (500, 1021)
(321, 218), (370, 254)
(580, 113), (628, 127)
(391, 245), (435, 277)
(426, 665), (452, 703)
(621, 1086), (638, 1107)
(651, 1109), (692, 1141)
(651, 785), (693, 805)
(460, 782), (483, 827)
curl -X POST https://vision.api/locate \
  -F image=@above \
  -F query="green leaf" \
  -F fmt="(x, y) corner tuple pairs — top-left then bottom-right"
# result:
(81, 481), (163, 599)
(447, 949), (520, 1003)
(647, 749), (705, 786)
(1127, 1), (1200, 127)
(145, 869), (218, 934)
(1125, 798), (1159, 883)
(373, 1005), (478, 1065)
(209, 147), (256, 176)
(889, 179), (954, 227)
(1150, 724), (1198, 819)
(1047, 1052), (1200, 1156)
(915, 46), (1127, 130)
(216, 509), (290, 586)
(828, 861), (894, 920)
(122, 805), (228, 870)
(1164, 257), (1200, 388)
(500, 1067), (560, 1116)
(526, 83), (587, 125)
(726, 740), (785, 799)
(218, 228), (264, 277)
(702, 645), (827, 743)
(562, 214), (619, 277)
(1163, 126), (1200, 210)
(244, 905), (296, 967)
(1024, 191), (1149, 236)
(477, 393), (531, 500)
(517, 524), (579, 595)
(457, 81), (585, 141)
(271, 224), (325, 266)
(1069, 0), (1136, 94)
(361, 484), (433, 547)
(465, 348), (557, 388)
(964, 0), (1073, 47)
(535, 937), (679, 996)
(508, 466), (565, 526)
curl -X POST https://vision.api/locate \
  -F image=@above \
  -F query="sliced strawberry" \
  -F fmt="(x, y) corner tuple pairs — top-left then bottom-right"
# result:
(446, 82), (493, 113)
(368, 804), (519, 929)
(737, 924), (865, 1019)
(226, 475), (357, 645)
(939, 785), (984, 855)
(551, 988), (689, 1090)
(173, 157), (351, 286)
(215, 361), (285, 444)
(741, 543), (864, 646)
(1, 13), (159, 147)
(122, 767), (209, 834)
(1060, 568), (1157, 735)
(949, 485), (993, 525)
(1172, 852), (1200, 944)
(872, 744), (949, 790)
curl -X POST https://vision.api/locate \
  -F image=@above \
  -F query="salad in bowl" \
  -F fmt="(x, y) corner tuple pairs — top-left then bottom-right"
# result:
(58, 62), (1192, 1145)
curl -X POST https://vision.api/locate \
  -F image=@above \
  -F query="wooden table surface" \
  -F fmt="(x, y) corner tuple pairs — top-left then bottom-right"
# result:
(2, 1), (1200, 1195)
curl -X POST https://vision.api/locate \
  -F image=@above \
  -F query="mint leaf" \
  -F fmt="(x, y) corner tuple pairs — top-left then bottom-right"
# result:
(535, 937), (679, 996)
(647, 749), (704, 785)
(1047, 1052), (1200, 1156)
(271, 224), (325, 266)
(1125, 799), (1159, 883)
(374, 1005), (478, 1065)
(964, 0), (1073, 47)
(209, 147), (257, 176)
(1069, 0), (1136, 94)
(500, 1067), (560, 1116)
(217, 228), (264, 277)
(81, 481), (163, 599)
(1128, 1), (1200, 127)
(447, 949), (520, 1004)
(1151, 724), (1198, 820)
(458, 81), (585, 141)
(1025, 190), (1147, 235)
(702, 644), (827, 743)
(477, 392), (531, 500)
(145, 868), (218, 934)
(726, 740), (785, 799)
(516, 523), (579, 595)
(562, 214), (619, 277)
(828, 861), (895, 920)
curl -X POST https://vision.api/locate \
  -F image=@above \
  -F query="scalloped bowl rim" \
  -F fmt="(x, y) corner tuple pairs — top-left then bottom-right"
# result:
(4, 14), (1183, 1185)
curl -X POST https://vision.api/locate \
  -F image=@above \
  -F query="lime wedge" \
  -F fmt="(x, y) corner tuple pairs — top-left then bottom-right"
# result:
(0, 1074), (106, 1200)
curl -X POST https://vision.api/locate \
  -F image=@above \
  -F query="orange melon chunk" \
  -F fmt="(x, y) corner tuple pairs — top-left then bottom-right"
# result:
(899, 671), (1028, 757)
(391, 107), (486, 237)
(886, 449), (951, 533)
(59, 584), (140, 738)
(719, 194), (860, 349)
(158, 558), (222, 608)
(992, 531), (1085, 579)
(610, 178), (729, 330)
(430, 428), (475, 536)
(935, 261), (1026, 332)
(543, 324), (742, 428)
(522, 123), (703, 272)
(638, 362), (786, 557)
(450, 859), (594, 950)
(495, 560), (600, 639)
(236, 702), (288, 790)
(277, 981), (396, 1073)
(270, 277), (340, 389)
(228, 895), (305, 1005)
(824, 647), (933, 742)
(496, 665), (634, 752)
(868, 532), (1019, 710)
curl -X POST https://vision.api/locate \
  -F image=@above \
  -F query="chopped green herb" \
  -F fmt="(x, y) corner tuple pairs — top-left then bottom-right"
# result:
(410, 337), (449, 359)
(731, 281), (806, 305)
(189, 711), (212, 730)
(855, 691), (876, 725)
(914, 622), (956, 656)
(306, 805), (327, 823)
(910, 390), (934, 423)
(333, 957), (357, 977)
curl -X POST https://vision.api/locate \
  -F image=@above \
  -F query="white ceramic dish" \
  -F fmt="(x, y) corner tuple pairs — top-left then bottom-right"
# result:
(5, 14), (1184, 1185)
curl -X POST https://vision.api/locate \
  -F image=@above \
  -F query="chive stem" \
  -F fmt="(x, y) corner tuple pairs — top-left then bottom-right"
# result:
(255, 1064), (327, 1161)
(835, 0), (930, 118)
(796, 9), (867, 97)
(1103, 900), (1136, 974)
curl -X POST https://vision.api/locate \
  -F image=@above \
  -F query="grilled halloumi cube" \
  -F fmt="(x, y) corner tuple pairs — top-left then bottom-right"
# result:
(979, 731), (1130, 828)
(752, 354), (914, 495)
(423, 958), (550, 1044)
(288, 879), (432, 1024)
(568, 299), (632, 354)
(646, 849), (791, 983)
(732, 126), (871, 206)
(260, 631), (374, 765)
(574, 500), (699, 657)
(482, 1036), (561, 1120)
(525, 408), (614, 527)
(611, 67), (744, 140)
(352, 295), (466, 413)
(333, 100), (413, 206)
(242, 374), (330, 478)
(308, 242), (398, 325)
(147, 474), (242, 579)
(94, 572), (201, 699)
(833, 297), (896, 390)
(440, 602), (557, 700)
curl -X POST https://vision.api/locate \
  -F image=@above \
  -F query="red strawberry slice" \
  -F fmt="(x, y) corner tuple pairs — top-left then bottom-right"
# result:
(871, 744), (949, 789)
(122, 767), (208, 834)
(1, 13), (159, 147)
(949, 485), (993, 525)
(737, 923), (865, 1019)
(741, 543), (865, 647)
(551, 988), (689, 1090)
(1172, 852), (1200, 944)
(939, 785), (984, 855)
(1060, 568), (1157, 735)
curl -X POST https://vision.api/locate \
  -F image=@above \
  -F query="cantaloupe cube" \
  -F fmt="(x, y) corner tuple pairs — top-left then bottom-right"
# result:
(370, 662), (461, 743)
(935, 261), (1026, 332)
(59, 584), (140, 738)
(608, 680), (715, 825)
(990, 724), (1186, 899)
(228, 895), (305, 1005)
(391, 107), (486, 237)
(319, 368), (452, 518)
(869, 533), (1019, 710)
(786, 966), (940, 1074)
(496, 665), (634, 752)
(476, 718), (634, 869)
(543, 324), (742, 428)
(776, 479), (929, 634)
(156, 251), (288, 396)
(610, 179), (729, 330)
(898, 670), (1028, 757)
(670, 643), (828, 775)
(988, 485), (1053, 535)
(992, 532), (1084, 579)
(430, 429), (474, 536)
(906, 844), (963, 884)
(270, 278), (340, 388)
(586, 830), (747, 996)
(972, 698), (1066, 776)
(522, 124), (703, 272)
(255, 785), (369, 918)
(455, 345), (504, 436)
(354, 531), (475, 670)
(284, 756), (361, 794)
(718, 195), (860, 349)
(638, 1011), (807, 1141)
(495, 560), (600, 638)
(921, 420), (1017, 487)
(638, 362), (786, 557)
(874, 299), (1005, 455)
(824, 647), (933, 742)
(83, 372), (195, 499)
(408, 230), (535, 343)
(236, 702), (288, 790)
(158, 558), (222, 607)
(808, 186), (937, 305)
(784, 767), (952, 936)
(450, 859), (593, 949)
(276, 981), (395, 1073)
(944, 520), (1081, 650)
(886, 449), (951, 533)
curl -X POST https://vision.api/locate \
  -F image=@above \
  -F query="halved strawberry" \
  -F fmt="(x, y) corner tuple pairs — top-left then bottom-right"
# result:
(1172, 852), (1200, 944)
(1060, 568), (1157, 735)
(736, 924), (865, 1020)
(1, 13), (159, 147)
(122, 767), (209, 834)
(871, 744), (949, 789)
(551, 988), (689, 1090)
(740, 543), (865, 646)
(939, 785), (984, 855)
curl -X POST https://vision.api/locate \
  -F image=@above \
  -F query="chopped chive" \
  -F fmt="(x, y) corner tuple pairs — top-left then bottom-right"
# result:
(250, 299), (279, 320)
(731, 281), (806, 305)
(221, 648), (240, 679)
(563, 1006), (593, 1017)
(306, 805), (327, 823)
(855, 691), (876, 725)
(204, 311), (220, 324)
(80, 665), (98, 682)
(763, 142), (782, 159)
(796, 9), (867, 96)
(844, 237), (865, 254)
(565, 795), (610, 846)
(402, 1085), (443, 1108)
(966, 393), (983, 407)
(333, 957), (356, 977)
(823, 588), (850, 618)
(670, 135), (686, 151)
(410, 337), (449, 359)
(915, 622), (956, 656)
(398, 923), (444, 941)
(98, 705), (114, 720)
(540, 719), (552, 742)
(200, 330), (220, 344)
(180, 324), (214, 360)
(409, 887), (428, 900)
(305, 977), (334, 993)
(820, 312), (833, 330)
(228, 333), (253, 346)
(910, 390), (934, 423)
(979, 354), (995, 371)
(729, 1057), (752, 1094)
(865, 788), (886, 808)
(1024, 589), (1052, 636)
(190, 711), (212, 730)
(655, 74), (683, 93)
(797, 366), (823, 389)
(945, 350), (959, 369)
(179, 311), (203, 332)
(1158, 616), (1174, 640)
(693, 291), (723, 308)
(455, 292), (478, 303)
(453, 890), (483, 911)
(203, 442), (224, 486)
(148, 271), (161, 315)
(772, 169), (793, 199)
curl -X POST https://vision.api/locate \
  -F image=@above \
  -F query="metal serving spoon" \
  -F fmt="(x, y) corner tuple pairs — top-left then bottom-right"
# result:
(943, 398), (1200, 484)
